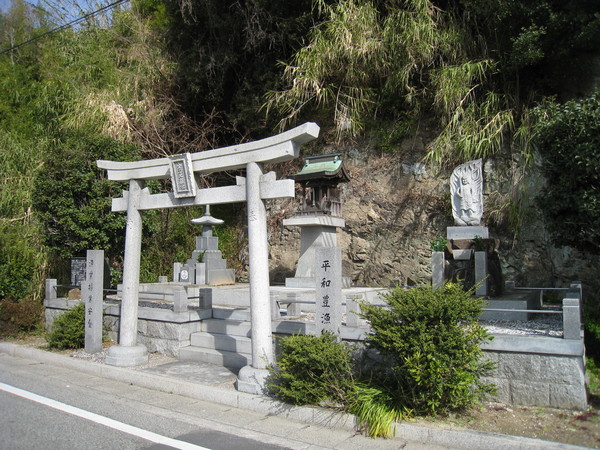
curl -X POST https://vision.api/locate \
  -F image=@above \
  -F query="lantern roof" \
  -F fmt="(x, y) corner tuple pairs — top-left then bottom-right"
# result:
(291, 153), (350, 182)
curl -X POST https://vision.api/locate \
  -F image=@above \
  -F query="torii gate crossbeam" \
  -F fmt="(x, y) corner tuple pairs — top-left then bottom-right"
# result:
(96, 122), (319, 394)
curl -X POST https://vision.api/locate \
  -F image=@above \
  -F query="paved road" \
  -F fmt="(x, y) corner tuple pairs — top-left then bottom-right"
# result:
(0, 352), (439, 449)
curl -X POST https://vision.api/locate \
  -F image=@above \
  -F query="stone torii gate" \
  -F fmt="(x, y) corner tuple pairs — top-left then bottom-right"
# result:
(97, 122), (319, 393)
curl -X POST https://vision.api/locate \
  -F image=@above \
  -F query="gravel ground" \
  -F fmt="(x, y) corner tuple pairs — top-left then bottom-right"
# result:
(284, 312), (565, 337)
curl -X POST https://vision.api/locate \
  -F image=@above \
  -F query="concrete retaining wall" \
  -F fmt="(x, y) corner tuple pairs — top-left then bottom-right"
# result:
(274, 321), (588, 410)
(45, 297), (587, 409)
(480, 335), (587, 409)
(45, 298), (209, 358)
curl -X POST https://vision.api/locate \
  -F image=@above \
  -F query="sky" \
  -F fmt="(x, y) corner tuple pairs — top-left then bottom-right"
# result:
(0, 0), (117, 23)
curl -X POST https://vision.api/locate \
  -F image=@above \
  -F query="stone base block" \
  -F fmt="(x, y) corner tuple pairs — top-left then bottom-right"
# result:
(236, 365), (270, 395)
(447, 226), (489, 240)
(105, 344), (148, 367)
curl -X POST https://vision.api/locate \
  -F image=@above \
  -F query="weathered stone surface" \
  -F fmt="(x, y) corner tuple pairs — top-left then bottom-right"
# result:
(478, 348), (587, 409)
(137, 336), (181, 357)
(137, 319), (147, 335)
(537, 355), (585, 383)
(481, 376), (510, 403)
(510, 380), (550, 406)
(549, 384), (587, 409)
(145, 320), (202, 341)
(498, 353), (542, 379)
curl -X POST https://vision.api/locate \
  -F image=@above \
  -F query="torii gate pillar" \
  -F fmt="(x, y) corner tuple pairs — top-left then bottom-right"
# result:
(236, 162), (274, 393)
(105, 179), (148, 366)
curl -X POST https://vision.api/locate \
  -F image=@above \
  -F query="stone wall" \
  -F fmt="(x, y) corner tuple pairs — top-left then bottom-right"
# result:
(481, 336), (587, 410)
(275, 319), (588, 410)
(45, 298), (207, 358)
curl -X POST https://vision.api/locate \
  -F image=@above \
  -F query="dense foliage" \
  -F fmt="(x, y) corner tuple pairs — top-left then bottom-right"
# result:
(360, 284), (496, 416)
(143, 0), (316, 141)
(46, 303), (86, 349)
(267, 332), (354, 405)
(533, 91), (600, 254)
(33, 133), (139, 261)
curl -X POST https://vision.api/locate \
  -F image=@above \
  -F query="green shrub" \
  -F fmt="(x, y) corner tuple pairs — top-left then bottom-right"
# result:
(47, 303), (85, 349)
(0, 298), (44, 332)
(360, 283), (496, 416)
(267, 333), (354, 405)
(430, 237), (448, 252)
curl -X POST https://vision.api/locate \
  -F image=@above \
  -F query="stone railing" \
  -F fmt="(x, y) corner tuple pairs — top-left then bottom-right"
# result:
(271, 281), (584, 341)
(44, 279), (213, 313)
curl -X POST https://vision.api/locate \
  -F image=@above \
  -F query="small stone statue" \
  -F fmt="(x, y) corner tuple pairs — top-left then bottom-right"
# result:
(450, 159), (483, 226)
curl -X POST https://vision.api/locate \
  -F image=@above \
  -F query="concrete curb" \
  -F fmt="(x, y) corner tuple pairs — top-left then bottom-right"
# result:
(0, 343), (585, 449)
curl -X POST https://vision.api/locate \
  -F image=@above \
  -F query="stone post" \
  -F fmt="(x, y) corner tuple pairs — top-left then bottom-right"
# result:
(45, 279), (57, 306)
(563, 288), (582, 340)
(172, 285), (188, 313)
(106, 179), (148, 366)
(345, 294), (363, 328)
(237, 162), (274, 394)
(571, 281), (583, 318)
(474, 251), (488, 296)
(199, 288), (212, 310)
(83, 250), (104, 354)
(270, 291), (281, 319)
(432, 251), (445, 289)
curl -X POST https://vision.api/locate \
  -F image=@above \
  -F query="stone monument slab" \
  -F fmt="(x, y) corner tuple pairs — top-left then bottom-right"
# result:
(315, 247), (342, 337)
(82, 250), (104, 354)
(70, 258), (86, 287)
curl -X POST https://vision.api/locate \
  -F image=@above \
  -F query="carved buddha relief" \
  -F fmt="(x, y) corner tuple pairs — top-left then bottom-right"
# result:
(450, 159), (483, 226)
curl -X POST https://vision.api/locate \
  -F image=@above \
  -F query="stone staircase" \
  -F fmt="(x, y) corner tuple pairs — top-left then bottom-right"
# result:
(178, 306), (253, 369)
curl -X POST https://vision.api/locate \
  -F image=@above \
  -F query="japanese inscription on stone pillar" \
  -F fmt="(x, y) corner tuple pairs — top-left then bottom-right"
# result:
(315, 247), (342, 336)
(169, 153), (196, 198)
(82, 249), (104, 354)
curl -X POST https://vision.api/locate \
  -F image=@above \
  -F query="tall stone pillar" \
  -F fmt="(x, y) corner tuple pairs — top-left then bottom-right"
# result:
(106, 179), (148, 366)
(237, 162), (274, 394)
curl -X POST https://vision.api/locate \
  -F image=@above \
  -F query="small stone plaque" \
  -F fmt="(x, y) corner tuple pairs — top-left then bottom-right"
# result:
(315, 247), (342, 337)
(70, 258), (87, 287)
(169, 153), (196, 198)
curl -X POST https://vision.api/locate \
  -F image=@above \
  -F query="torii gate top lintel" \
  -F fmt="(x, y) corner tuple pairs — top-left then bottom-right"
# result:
(97, 122), (320, 182)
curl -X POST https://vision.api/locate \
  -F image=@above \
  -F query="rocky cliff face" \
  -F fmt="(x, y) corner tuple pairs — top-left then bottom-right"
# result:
(266, 138), (600, 299)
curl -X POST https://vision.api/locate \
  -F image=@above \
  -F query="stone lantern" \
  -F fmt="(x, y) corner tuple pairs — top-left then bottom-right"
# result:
(283, 153), (350, 288)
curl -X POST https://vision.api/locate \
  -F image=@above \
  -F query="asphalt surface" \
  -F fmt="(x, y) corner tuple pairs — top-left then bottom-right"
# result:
(0, 342), (586, 449)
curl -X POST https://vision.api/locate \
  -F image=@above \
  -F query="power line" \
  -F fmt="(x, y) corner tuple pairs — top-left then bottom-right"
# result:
(0, 0), (130, 56)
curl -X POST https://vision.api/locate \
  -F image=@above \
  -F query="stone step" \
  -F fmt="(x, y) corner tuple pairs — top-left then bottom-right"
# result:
(190, 331), (252, 354)
(178, 346), (250, 369)
(202, 318), (252, 337)
(212, 307), (251, 321)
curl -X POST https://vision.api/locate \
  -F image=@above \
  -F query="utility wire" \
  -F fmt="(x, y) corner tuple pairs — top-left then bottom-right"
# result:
(0, 0), (130, 55)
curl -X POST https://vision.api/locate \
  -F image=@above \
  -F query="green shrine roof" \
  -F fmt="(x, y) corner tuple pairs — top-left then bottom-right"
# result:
(291, 153), (350, 182)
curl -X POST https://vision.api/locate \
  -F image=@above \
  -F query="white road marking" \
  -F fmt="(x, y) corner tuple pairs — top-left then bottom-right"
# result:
(0, 382), (209, 450)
